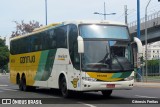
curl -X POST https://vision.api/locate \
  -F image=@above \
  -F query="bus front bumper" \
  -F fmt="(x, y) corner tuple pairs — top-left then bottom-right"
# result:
(81, 80), (134, 91)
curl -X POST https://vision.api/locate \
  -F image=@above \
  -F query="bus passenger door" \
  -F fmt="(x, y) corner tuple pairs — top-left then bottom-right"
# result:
(68, 43), (81, 91)
(68, 24), (81, 91)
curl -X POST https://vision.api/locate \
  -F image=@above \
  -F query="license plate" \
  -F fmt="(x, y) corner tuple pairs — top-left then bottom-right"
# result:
(107, 84), (115, 88)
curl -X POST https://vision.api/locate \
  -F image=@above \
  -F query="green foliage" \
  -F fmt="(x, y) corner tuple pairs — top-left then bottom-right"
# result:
(0, 39), (5, 46)
(147, 60), (159, 66)
(0, 38), (9, 70)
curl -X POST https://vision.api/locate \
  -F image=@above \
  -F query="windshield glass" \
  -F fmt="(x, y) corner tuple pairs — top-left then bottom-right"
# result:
(79, 24), (129, 39)
(81, 40), (133, 71)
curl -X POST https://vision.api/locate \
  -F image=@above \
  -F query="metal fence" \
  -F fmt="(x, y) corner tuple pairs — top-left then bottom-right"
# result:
(140, 65), (160, 82)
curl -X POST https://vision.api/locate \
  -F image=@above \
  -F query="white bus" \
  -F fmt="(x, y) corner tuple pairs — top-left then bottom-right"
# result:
(10, 20), (142, 98)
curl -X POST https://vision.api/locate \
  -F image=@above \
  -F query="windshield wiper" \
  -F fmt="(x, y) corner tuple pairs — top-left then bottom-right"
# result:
(99, 53), (109, 63)
(114, 56), (124, 71)
(99, 53), (113, 69)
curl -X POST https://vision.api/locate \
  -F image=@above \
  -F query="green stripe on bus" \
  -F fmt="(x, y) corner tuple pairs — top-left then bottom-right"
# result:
(120, 71), (132, 78)
(41, 49), (57, 81)
(34, 50), (49, 81)
(112, 72), (122, 78)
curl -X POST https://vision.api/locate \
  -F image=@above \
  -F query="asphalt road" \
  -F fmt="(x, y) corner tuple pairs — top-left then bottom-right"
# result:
(0, 74), (160, 107)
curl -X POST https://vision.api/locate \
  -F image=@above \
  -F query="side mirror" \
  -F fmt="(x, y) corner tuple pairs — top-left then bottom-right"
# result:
(77, 36), (84, 53)
(133, 37), (143, 68)
(133, 37), (143, 53)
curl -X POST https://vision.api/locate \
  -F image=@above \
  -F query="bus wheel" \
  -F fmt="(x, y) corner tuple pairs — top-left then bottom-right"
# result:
(101, 90), (112, 97)
(20, 76), (27, 91)
(60, 77), (70, 98)
(19, 79), (23, 91)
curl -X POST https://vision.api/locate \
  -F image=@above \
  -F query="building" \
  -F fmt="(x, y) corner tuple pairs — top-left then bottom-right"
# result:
(143, 41), (160, 60)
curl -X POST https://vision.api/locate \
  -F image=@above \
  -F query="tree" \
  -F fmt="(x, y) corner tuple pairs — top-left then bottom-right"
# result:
(0, 38), (9, 71)
(11, 20), (43, 38)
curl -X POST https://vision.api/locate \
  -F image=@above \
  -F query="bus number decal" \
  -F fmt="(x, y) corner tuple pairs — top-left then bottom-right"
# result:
(20, 56), (35, 63)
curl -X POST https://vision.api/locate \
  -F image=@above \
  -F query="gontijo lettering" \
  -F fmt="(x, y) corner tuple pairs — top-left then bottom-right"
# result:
(20, 56), (35, 63)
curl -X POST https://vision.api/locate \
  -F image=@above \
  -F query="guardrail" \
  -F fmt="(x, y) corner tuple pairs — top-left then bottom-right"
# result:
(129, 11), (160, 33)
(129, 10), (160, 27)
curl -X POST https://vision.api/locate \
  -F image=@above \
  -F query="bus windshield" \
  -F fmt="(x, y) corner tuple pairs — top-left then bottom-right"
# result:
(81, 40), (133, 72)
(79, 24), (129, 39)
(79, 24), (133, 72)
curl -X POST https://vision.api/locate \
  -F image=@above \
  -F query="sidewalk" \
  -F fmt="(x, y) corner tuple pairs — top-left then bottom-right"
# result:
(134, 82), (160, 88)
(0, 73), (9, 76)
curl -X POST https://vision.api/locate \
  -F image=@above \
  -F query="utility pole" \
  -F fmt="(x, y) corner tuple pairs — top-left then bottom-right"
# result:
(124, 5), (128, 24)
(94, 2), (116, 20)
(45, 0), (48, 25)
(137, 0), (142, 82)
(104, 2), (106, 20)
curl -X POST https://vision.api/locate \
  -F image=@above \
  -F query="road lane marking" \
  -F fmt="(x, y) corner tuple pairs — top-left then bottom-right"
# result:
(135, 95), (158, 98)
(0, 85), (8, 87)
(1, 88), (18, 91)
(78, 102), (97, 107)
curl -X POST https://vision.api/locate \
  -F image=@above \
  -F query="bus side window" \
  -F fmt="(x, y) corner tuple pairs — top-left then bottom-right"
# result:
(30, 34), (42, 52)
(55, 26), (67, 48)
(43, 29), (56, 50)
(49, 29), (56, 49)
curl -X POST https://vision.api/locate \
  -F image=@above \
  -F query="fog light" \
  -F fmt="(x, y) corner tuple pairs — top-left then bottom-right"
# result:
(82, 77), (97, 81)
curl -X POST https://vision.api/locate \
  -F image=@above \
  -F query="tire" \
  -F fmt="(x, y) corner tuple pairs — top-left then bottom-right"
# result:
(19, 79), (23, 91)
(16, 75), (20, 84)
(60, 77), (71, 98)
(19, 76), (28, 91)
(101, 90), (112, 97)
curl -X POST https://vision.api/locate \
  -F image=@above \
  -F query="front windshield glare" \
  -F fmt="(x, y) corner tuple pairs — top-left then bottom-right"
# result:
(79, 24), (129, 39)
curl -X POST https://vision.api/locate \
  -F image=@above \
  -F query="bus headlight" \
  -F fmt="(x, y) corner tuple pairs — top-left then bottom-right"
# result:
(82, 77), (97, 81)
(124, 76), (134, 81)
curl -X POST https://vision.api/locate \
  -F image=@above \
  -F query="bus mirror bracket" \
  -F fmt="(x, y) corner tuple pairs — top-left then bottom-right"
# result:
(77, 36), (84, 53)
(134, 37), (143, 68)
(133, 37), (143, 54)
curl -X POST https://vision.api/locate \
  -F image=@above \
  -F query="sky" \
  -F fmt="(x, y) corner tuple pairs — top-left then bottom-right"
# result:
(0, 0), (160, 45)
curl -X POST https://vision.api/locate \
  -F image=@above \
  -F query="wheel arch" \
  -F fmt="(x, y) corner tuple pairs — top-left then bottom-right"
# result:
(16, 73), (20, 84)
(58, 72), (68, 89)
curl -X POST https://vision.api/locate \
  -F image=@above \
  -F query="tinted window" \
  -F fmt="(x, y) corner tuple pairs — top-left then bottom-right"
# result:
(55, 26), (67, 48)
(45, 29), (56, 49)
(30, 33), (43, 52)
(10, 25), (68, 55)
(10, 37), (30, 54)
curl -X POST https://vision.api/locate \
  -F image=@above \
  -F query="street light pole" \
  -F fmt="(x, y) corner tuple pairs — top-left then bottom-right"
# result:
(94, 2), (116, 20)
(104, 2), (106, 20)
(45, 0), (48, 25)
(145, 0), (151, 82)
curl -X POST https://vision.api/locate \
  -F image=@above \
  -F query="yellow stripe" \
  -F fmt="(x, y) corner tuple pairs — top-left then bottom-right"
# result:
(87, 72), (122, 82)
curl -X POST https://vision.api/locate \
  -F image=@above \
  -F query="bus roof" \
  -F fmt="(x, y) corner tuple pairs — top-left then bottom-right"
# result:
(10, 20), (127, 41)
(10, 23), (61, 41)
(62, 20), (127, 26)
